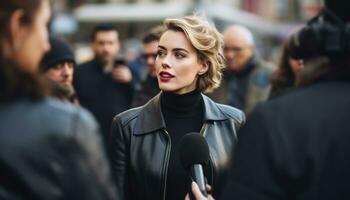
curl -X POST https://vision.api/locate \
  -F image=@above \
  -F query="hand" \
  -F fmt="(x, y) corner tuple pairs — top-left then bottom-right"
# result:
(111, 65), (132, 83)
(185, 182), (215, 200)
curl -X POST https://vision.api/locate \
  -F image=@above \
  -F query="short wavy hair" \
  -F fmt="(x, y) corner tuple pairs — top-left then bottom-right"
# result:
(163, 15), (225, 93)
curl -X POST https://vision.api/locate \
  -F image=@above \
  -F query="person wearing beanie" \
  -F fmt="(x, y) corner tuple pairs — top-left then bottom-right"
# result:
(40, 36), (78, 104)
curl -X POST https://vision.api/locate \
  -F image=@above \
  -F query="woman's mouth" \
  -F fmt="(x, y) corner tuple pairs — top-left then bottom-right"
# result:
(159, 71), (174, 82)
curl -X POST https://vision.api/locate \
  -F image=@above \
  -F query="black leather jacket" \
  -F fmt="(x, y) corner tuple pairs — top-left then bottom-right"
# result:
(0, 98), (116, 200)
(109, 93), (245, 200)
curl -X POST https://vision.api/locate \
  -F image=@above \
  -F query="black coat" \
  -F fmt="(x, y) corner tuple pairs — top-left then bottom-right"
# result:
(224, 81), (350, 200)
(109, 93), (245, 200)
(74, 59), (134, 143)
(0, 98), (115, 200)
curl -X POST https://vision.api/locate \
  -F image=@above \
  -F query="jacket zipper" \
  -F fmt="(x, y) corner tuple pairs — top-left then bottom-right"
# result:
(161, 129), (171, 200)
(200, 123), (215, 189)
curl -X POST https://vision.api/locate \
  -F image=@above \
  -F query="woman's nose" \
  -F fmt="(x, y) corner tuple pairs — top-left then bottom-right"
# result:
(161, 62), (170, 69)
(161, 56), (171, 69)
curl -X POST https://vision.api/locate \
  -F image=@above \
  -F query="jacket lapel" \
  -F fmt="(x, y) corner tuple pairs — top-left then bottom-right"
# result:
(134, 93), (166, 135)
(133, 93), (229, 136)
(202, 95), (229, 121)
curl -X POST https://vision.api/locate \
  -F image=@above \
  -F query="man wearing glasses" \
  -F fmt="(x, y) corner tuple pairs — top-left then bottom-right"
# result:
(208, 25), (274, 114)
(131, 26), (163, 107)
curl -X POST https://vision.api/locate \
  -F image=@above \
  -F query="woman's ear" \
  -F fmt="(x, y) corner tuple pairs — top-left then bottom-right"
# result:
(198, 61), (209, 76)
(8, 9), (26, 52)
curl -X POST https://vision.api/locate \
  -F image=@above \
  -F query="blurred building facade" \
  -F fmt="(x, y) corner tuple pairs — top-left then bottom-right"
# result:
(51, 0), (323, 63)
(69, 0), (323, 21)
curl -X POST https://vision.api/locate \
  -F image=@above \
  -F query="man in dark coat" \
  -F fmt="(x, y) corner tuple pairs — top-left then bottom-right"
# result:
(74, 24), (134, 144)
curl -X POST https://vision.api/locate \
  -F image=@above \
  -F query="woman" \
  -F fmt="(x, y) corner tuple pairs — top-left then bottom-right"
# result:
(0, 0), (114, 199)
(269, 38), (304, 98)
(109, 15), (245, 200)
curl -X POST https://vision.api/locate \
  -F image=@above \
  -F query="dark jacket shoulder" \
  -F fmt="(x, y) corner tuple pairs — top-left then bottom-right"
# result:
(41, 98), (99, 134)
(0, 98), (99, 139)
(76, 59), (96, 68)
(74, 59), (100, 76)
(216, 103), (246, 125)
(113, 106), (143, 127)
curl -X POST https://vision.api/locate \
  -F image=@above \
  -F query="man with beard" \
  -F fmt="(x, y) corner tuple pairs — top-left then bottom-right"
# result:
(40, 36), (79, 104)
(74, 24), (134, 145)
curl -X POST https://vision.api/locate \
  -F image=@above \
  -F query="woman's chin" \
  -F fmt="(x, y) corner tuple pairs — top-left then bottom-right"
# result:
(160, 88), (173, 92)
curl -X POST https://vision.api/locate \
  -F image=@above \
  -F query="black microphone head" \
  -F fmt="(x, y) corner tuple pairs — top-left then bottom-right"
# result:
(179, 133), (210, 170)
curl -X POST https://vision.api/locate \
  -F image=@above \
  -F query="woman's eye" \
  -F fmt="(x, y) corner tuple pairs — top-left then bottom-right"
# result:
(157, 51), (165, 57)
(175, 52), (185, 59)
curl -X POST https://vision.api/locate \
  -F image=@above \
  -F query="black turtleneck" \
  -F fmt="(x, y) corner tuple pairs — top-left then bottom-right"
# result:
(161, 88), (204, 200)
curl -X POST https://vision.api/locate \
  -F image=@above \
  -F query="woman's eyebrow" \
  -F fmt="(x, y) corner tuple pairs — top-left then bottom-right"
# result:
(158, 45), (166, 50)
(172, 48), (189, 53)
(158, 45), (189, 53)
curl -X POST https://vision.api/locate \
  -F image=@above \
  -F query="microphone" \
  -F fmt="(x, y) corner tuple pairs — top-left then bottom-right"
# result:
(179, 132), (210, 197)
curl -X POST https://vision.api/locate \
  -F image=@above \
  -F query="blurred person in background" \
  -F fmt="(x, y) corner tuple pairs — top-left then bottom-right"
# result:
(0, 0), (115, 199)
(74, 24), (134, 145)
(269, 37), (304, 98)
(191, 0), (350, 199)
(109, 15), (245, 200)
(131, 25), (163, 107)
(207, 25), (274, 114)
(40, 36), (79, 104)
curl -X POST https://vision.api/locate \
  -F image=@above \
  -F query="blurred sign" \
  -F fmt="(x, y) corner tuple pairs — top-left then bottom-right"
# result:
(74, 3), (189, 22)
(51, 14), (79, 34)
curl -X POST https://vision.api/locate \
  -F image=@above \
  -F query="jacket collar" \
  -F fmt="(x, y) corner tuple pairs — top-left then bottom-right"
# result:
(134, 92), (229, 135)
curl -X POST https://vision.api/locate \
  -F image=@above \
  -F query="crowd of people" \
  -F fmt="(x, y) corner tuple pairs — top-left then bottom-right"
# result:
(1, 0), (349, 199)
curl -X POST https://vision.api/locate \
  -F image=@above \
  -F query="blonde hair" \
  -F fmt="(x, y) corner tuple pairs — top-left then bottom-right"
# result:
(163, 15), (225, 93)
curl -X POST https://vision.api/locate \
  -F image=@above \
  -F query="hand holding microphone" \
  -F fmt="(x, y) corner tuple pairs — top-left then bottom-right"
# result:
(179, 132), (212, 199)
(185, 182), (215, 200)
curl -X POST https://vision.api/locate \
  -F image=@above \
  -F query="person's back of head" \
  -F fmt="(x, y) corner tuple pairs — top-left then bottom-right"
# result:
(269, 37), (300, 98)
(325, 0), (350, 22)
(0, 0), (51, 103)
(288, 0), (350, 85)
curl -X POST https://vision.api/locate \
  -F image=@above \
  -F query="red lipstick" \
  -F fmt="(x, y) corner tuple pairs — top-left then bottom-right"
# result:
(159, 71), (174, 82)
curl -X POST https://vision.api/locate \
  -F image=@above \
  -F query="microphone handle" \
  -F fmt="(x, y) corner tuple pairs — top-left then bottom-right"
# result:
(191, 164), (208, 197)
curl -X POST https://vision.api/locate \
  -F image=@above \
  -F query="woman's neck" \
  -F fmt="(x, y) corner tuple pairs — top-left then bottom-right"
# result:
(161, 88), (202, 115)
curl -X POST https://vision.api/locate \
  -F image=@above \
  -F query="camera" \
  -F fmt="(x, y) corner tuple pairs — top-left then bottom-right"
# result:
(114, 59), (126, 68)
(289, 8), (350, 60)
